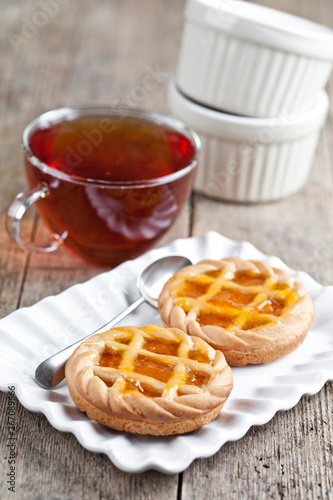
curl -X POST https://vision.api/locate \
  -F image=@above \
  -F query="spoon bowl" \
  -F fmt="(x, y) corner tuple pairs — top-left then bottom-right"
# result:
(138, 255), (191, 308)
(35, 255), (192, 389)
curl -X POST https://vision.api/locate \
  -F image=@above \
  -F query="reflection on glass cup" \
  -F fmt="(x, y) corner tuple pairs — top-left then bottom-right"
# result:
(6, 107), (200, 266)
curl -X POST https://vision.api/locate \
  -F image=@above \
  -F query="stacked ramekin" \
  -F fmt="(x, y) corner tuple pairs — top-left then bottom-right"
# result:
(168, 0), (333, 202)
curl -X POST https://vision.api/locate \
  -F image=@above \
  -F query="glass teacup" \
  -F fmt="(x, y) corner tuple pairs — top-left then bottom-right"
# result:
(6, 107), (200, 266)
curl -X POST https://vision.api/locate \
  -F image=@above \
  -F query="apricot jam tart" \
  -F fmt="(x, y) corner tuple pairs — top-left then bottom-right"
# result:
(65, 325), (233, 435)
(158, 258), (314, 366)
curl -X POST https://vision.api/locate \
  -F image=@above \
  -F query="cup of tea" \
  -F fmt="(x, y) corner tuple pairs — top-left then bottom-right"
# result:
(6, 107), (200, 266)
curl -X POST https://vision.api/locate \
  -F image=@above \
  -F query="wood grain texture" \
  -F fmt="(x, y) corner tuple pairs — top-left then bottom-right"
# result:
(0, 0), (332, 499)
(182, 388), (333, 500)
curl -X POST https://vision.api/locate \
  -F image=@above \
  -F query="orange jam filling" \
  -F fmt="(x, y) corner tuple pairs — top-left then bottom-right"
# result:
(209, 288), (256, 307)
(256, 297), (285, 315)
(98, 348), (122, 368)
(176, 279), (210, 298)
(124, 378), (162, 398)
(231, 270), (268, 286)
(185, 365), (211, 388)
(271, 283), (289, 291)
(188, 349), (213, 365)
(143, 339), (179, 356)
(175, 268), (300, 331)
(116, 337), (132, 345)
(204, 269), (221, 279)
(196, 311), (235, 328)
(134, 355), (174, 383)
(97, 330), (214, 396)
(241, 316), (272, 330)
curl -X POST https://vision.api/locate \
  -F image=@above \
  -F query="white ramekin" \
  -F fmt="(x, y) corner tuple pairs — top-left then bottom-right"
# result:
(177, 0), (333, 118)
(168, 78), (329, 202)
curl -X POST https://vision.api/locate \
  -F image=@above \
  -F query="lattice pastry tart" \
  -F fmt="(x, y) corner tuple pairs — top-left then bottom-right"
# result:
(65, 324), (233, 435)
(158, 258), (314, 366)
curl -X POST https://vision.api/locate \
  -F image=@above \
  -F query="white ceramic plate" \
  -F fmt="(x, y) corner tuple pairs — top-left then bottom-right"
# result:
(1, 232), (332, 474)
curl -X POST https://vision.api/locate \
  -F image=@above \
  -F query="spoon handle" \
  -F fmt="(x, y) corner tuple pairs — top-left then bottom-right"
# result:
(35, 296), (145, 389)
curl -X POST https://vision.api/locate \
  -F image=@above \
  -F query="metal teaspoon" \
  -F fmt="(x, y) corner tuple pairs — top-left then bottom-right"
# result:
(35, 255), (192, 389)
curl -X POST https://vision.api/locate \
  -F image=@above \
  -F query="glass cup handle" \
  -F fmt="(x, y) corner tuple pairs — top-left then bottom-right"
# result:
(6, 185), (65, 253)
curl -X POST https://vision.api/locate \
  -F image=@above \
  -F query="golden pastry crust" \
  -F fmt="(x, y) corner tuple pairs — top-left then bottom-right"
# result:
(158, 258), (314, 366)
(65, 324), (233, 435)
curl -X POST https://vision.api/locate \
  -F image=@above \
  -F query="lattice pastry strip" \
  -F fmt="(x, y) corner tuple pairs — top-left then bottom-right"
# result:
(158, 257), (314, 367)
(65, 324), (233, 435)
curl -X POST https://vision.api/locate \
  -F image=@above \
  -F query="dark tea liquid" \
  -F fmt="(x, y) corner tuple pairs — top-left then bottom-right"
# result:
(29, 115), (195, 182)
(26, 114), (196, 266)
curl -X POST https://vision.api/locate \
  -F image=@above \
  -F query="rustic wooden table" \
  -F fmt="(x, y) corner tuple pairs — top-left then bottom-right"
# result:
(1, 0), (332, 498)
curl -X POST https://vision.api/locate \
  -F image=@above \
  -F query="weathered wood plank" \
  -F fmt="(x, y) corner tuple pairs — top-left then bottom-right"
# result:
(0, 394), (179, 500)
(182, 386), (333, 500)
